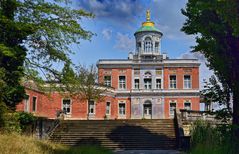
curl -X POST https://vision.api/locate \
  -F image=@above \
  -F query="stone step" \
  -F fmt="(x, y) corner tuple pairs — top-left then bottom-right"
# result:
(49, 119), (177, 150)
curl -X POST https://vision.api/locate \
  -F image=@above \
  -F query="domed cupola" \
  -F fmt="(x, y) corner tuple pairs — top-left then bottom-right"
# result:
(134, 10), (163, 60)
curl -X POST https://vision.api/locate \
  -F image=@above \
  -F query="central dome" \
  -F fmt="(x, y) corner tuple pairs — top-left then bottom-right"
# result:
(134, 10), (162, 35)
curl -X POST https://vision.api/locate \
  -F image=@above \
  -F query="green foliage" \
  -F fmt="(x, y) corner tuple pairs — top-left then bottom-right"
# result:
(182, 0), (239, 86)
(182, 0), (239, 129)
(0, 111), (36, 133)
(59, 64), (108, 102)
(17, 112), (36, 131)
(201, 75), (232, 122)
(0, 102), (7, 128)
(190, 121), (239, 154)
(2, 112), (22, 133)
(0, 0), (94, 109)
(191, 121), (220, 149)
(18, 112), (36, 125)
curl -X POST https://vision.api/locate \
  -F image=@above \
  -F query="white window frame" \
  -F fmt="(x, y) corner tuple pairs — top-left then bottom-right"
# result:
(62, 99), (72, 115)
(106, 102), (111, 115)
(119, 76), (126, 90)
(144, 37), (153, 53)
(104, 76), (111, 87)
(156, 78), (162, 89)
(88, 100), (95, 114)
(184, 101), (191, 110)
(118, 101), (126, 116)
(134, 78), (140, 89)
(144, 72), (152, 90)
(184, 75), (192, 89)
(144, 78), (152, 89)
(169, 101), (177, 116)
(169, 75), (177, 89)
(24, 94), (30, 112)
(32, 96), (37, 112)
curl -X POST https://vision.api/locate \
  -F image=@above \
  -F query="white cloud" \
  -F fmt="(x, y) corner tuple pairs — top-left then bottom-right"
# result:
(150, 0), (195, 42)
(77, 0), (143, 28)
(102, 28), (112, 40)
(114, 32), (135, 52)
(179, 52), (214, 89)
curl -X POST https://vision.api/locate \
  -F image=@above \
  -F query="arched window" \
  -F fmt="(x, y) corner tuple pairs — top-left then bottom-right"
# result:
(144, 37), (153, 53)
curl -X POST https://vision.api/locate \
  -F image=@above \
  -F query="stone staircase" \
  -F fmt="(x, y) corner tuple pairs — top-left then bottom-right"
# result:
(49, 119), (177, 150)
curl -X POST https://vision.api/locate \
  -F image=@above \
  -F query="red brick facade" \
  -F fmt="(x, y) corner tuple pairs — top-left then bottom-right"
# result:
(16, 65), (200, 120)
(16, 12), (201, 120)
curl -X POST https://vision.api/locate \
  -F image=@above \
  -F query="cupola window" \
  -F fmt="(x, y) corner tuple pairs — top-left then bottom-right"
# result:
(144, 37), (153, 53)
(137, 42), (141, 52)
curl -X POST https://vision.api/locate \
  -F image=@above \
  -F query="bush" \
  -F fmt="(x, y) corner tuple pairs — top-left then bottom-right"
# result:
(0, 111), (36, 134)
(190, 120), (239, 154)
(2, 112), (22, 133)
(17, 112), (36, 131)
(0, 102), (7, 128)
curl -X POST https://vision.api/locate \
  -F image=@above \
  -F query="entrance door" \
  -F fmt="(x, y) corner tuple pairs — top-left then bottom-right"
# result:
(143, 102), (152, 119)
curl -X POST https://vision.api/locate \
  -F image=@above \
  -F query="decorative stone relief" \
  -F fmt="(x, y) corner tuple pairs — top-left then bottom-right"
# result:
(104, 70), (112, 75)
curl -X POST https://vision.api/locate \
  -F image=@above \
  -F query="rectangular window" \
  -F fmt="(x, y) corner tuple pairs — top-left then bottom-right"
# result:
(119, 103), (126, 116)
(106, 102), (110, 115)
(184, 102), (191, 110)
(184, 75), (191, 89)
(104, 76), (111, 87)
(119, 76), (126, 89)
(155, 42), (159, 52)
(134, 79), (139, 89)
(170, 102), (176, 115)
(62, 99), (71, 114)
(32, 96), (37, 112)
(169, 75), (177, 89)
(24, 95), (29, 112)
(89, 101), (95, 114)
(156, 79), (162, 89)
(144, 79), (152, 89)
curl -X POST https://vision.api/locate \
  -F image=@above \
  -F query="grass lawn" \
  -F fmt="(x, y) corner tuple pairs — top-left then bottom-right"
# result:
(0, 133), (113, 154)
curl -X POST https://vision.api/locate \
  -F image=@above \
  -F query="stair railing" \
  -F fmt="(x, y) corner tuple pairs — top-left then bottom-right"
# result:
(45, 118), (61, 139)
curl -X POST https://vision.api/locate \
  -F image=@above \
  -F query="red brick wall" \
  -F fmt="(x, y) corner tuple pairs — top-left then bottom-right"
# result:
(114, 97), (131, 119)
(164, 97), (200, 119)
(16, 89), (133, 120)
(98, 68), (132, 90)
(163, 67), (199, 89)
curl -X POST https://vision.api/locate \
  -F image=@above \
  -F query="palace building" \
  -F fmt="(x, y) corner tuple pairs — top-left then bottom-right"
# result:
(16, 11), (200, 119)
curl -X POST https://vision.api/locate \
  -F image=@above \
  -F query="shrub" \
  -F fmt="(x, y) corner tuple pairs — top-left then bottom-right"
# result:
(0, 111), (36, 134)
(190, 120), (239, 154)
(17, 112), (36, 131)
(2, 112), (21, 133)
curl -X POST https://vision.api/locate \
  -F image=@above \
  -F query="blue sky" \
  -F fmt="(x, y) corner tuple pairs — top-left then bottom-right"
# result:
(67, 0), (213, 88)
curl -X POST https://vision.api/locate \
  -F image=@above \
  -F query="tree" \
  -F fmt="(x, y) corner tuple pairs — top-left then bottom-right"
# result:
(181, 0), (239, 136)
(201, 75), (232, 122)
(60, 64), (109, 119)
(0, 0), (94, 109)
